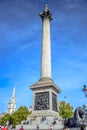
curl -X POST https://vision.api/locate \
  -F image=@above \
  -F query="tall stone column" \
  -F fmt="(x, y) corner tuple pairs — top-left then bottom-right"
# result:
(40, 5), (52, 79)
(30, 5), (61, 118)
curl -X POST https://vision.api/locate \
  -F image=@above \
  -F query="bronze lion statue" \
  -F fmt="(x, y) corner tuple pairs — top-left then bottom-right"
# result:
(65, 107), (87, 128)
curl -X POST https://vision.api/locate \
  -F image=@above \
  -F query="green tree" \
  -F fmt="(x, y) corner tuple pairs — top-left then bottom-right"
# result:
(0, 106), (31, 127)
(59, 101), (74, 119)
(10, 106), (30, 127)
(0, 113), (10, 125)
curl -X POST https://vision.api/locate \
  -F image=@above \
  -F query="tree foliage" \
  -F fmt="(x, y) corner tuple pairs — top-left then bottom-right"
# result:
(59, 101), (74, 119)
(0, 106), (31, 127)
(0, 114), (10, 125)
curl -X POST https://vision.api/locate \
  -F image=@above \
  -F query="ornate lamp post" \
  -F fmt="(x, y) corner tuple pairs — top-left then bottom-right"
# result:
(82, 85), (87, 97)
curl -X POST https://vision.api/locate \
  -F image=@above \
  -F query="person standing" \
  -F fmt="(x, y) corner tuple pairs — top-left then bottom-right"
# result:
(36, 124), (39, 130)
(1, 125), (8, 130)
(50, 126), (53, 130)
(19, 126), (24, 130)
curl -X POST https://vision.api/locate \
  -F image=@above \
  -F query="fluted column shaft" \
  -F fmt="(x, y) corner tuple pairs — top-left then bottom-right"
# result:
(41, 17), (51, 78)
(40, 5), (52, 79)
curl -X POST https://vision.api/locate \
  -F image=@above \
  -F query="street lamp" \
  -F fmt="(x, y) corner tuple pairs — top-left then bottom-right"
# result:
(82, 85), (87, 97)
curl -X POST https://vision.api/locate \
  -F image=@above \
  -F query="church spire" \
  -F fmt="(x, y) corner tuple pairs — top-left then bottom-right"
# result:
(11, 86), (15, 101)
(7, 86), (16, 114)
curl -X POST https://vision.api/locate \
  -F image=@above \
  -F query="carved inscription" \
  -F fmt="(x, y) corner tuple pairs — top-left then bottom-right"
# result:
(52, 93), (58, 112)
(34, 92), (49, 110)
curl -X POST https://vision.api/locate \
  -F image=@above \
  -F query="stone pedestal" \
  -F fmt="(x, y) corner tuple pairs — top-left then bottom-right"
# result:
(21, 78), (63, 129)
(29, 78), (61, 117)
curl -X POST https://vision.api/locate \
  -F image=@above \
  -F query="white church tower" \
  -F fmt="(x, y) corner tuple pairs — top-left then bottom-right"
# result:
(7, 86), (16, 114)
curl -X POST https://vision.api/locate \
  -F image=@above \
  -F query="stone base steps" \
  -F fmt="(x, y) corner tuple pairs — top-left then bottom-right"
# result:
(16, 115), (64, 130)
(16, 127), (87, 130)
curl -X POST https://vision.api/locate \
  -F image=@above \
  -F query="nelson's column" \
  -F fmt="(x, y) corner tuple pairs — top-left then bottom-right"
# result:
(27, 5), (62, 128)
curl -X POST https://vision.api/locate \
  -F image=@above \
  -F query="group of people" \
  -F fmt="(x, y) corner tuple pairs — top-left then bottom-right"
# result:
(19, 125), (54, 130)
(19, 124), (39, 130)
(1, 125), (8, 130)
(19, 125), (53, 130)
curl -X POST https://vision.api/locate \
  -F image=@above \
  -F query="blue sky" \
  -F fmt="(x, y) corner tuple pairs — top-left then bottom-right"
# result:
(0, 0), (87, 113)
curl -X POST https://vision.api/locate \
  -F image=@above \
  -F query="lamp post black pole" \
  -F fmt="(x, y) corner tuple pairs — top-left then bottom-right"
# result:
(82, 85), (87, 98)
